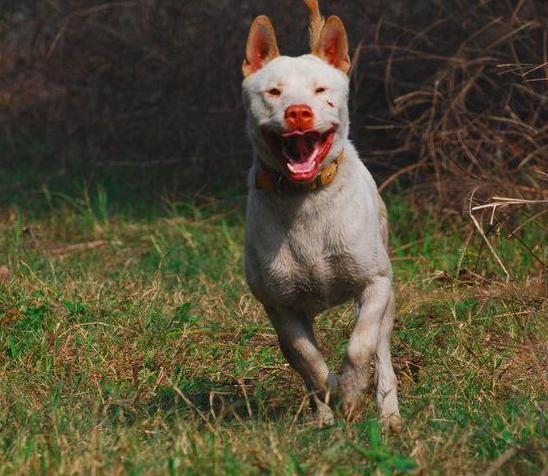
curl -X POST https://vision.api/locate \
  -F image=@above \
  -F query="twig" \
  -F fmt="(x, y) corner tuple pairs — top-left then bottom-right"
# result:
(470, 214), (510, 281)
(379, 159), (427, 192)
(469, 192), (548, 278)
(508, 209), (548, 237)
(290, 394), (309, 431)
(171, 385), (216, 433)
(468, 189), (512, 282)
(485, 447), (518, 476)
(238, 378), (253, 418)
(456, 227), (475, 278)
(49, 240), (110, 256)
(472, 198), (548, 212)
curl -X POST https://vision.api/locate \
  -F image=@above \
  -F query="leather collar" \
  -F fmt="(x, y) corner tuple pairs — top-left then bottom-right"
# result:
(255, 152), (345, 193)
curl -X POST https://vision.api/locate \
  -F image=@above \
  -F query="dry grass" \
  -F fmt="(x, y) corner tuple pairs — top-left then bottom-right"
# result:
(0, 0), (546, 200)
(0, 187), (545, 474)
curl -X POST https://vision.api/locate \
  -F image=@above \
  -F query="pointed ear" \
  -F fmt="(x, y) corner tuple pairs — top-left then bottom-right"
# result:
(313, 16), (350, 74)
(242, 16), (280, 78)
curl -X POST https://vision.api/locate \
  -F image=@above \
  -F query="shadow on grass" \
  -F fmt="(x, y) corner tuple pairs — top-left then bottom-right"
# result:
(99, 376), (295, 429)
(144, 377), (294, 424)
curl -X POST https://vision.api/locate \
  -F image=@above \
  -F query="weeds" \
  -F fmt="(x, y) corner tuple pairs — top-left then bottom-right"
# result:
(1, 1), (546, 200)
(0, 183), (545, 475)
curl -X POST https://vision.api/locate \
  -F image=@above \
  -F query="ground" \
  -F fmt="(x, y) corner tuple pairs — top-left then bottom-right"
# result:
(0, 168), (546, 475)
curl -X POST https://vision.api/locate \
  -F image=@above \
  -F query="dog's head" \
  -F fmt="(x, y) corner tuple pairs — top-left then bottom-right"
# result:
(242, 0), (351, 183)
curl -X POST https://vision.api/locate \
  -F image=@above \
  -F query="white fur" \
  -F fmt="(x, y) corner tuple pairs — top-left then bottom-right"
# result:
(243, 54), (401, 429)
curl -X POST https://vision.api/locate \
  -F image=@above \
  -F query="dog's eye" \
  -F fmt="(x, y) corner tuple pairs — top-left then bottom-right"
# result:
(267, 88), (282, 97)
(315, 87), (327, 94)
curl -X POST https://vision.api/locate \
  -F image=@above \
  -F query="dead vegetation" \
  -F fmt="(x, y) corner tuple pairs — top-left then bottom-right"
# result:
(0, 194), (545, 474)
(0, 0), (546, 201)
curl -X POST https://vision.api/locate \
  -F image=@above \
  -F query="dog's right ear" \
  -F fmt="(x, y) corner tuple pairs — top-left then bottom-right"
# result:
(242, 16), (280, 78)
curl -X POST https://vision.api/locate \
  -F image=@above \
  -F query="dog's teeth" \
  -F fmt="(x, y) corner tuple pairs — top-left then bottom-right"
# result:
(287, 161), (315, 174)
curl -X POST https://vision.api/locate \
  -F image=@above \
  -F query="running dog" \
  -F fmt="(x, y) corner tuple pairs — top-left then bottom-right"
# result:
(242, 0), (401, 430)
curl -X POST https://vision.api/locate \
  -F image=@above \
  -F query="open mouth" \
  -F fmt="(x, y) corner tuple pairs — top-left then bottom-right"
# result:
(262, 127), (336, 182)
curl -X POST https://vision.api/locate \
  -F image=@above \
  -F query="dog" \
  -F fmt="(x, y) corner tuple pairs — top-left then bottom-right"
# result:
(242, 0), (401, 430)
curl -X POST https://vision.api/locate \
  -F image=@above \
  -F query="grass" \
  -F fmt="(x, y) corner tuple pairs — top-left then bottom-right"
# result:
(0, 171), (546, 475)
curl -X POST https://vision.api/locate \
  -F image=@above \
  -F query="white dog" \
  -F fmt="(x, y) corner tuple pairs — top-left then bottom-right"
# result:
(242, 0), (401, 430)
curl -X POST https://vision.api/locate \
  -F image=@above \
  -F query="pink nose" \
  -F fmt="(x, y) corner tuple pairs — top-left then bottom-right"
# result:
(284, 105), (314, 131)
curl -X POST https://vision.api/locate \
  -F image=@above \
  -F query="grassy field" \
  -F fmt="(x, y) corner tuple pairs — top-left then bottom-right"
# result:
(0, 169), (546, 475)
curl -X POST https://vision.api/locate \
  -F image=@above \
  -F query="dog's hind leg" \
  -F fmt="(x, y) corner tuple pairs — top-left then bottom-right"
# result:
(265, 305), (337, 426)
(339, 276), (391, 421)
(374, 290), (401, 432)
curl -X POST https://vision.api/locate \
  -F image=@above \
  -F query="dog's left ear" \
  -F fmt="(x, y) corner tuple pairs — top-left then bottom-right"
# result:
(243, 16), (280, 78)
(313, 16), (350, 74)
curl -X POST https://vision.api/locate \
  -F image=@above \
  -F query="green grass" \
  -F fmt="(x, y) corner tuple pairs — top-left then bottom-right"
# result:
(0, 174), (546, 475)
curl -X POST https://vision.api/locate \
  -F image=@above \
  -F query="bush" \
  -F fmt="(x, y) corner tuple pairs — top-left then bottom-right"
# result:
(0, 0), (546, 197)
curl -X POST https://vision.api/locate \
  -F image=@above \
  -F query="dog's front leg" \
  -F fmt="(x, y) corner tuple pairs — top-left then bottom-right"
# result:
(265, 305), (337, 426)
(374, 290), (401, 431)
(339, 276), (393, 422)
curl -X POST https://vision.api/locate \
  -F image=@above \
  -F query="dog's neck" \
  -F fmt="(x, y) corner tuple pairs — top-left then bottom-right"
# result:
(253, 149), (345, 193)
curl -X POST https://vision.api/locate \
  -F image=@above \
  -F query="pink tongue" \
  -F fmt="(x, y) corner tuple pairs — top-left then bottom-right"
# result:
(291, 162), (313, 172)
(290, 138), (315, 172)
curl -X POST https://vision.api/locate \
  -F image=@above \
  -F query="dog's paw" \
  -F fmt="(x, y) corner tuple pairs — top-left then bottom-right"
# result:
(378, 391), (401, 433)
(382, 413), (402, 434)
(339, 368), (368, 421)
(341, 401), (361, 422)
(312, 400), (335, 427)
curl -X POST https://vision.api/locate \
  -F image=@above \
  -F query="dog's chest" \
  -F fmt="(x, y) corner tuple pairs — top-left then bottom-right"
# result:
(246, 196), (373, 312)
(267, 237), (366, 309)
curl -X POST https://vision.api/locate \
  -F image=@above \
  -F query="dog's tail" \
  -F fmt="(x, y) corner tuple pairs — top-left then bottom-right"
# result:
(303, 0), (325, 51)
